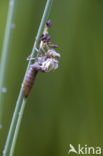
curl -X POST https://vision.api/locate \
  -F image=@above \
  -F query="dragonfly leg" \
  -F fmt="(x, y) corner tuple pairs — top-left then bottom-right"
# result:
(27, 56), (37, 61)
(27, 47), (42, 61)
(35, 47), (41, 53)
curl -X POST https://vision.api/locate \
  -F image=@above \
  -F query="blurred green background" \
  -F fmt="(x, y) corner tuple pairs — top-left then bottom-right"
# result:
(0, 0), (103, 155)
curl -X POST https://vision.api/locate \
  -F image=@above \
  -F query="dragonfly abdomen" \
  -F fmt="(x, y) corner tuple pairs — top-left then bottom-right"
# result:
(23, 67), (38, 98)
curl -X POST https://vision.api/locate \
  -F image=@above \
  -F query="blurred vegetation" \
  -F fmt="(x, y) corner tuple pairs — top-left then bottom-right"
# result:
(0, 0), (103, 156)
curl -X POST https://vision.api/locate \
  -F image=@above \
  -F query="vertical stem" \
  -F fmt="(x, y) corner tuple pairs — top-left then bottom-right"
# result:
(9, 99), (26, 156)
(0, 0), (18, 126)
(3, 0), (53, 155)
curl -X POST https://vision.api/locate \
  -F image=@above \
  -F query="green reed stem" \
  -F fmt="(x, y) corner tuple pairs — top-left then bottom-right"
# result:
(9, 99), (26, 156)
(3, 0), (53, 155)
(0, 0), (18, 127)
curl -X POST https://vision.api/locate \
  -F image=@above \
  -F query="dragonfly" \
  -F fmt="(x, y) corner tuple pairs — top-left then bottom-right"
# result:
(23, 20), (60, 98)
(23, 49), (60, 98)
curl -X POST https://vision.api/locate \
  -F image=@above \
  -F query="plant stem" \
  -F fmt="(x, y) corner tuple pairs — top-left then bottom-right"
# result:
(9, 99), (26, 156)
(3, 0), (53, 155)
(0, 0), (18, 126)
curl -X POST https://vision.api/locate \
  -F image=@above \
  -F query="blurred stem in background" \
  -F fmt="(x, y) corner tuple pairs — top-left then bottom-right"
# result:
(0, 0), (18, 127)
(3, 0), (54, 155)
